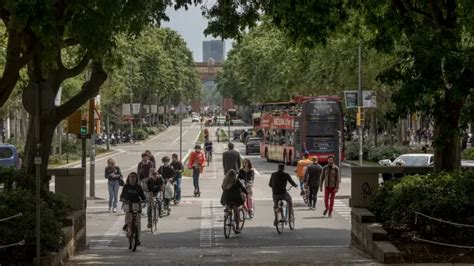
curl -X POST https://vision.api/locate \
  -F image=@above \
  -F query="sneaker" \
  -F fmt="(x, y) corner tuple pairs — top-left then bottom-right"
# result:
(108, 208), (112, 213)
(137, 240), (141, 246)
(122, 224), (127, 231)
(147, 223), (152, 229)
(113, 208), (117, 213)
(175, 200), (180, 205)
(328, 214), (332, 218)
(300, 190), (305, 196)
(323, 209), (328, 216)
(235, 229), (241, 234)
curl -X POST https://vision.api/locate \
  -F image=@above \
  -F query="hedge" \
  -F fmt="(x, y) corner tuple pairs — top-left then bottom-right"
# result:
(463, 148), (474, 160)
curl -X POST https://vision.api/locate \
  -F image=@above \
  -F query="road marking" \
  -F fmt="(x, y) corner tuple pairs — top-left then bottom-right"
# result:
(200, 200), (212, 248)
(93, 213), (123, 249)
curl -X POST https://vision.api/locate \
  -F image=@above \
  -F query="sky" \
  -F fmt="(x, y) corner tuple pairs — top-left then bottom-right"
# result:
(162, 4), (233, 62)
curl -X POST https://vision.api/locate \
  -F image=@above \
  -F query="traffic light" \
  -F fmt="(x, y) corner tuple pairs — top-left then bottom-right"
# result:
(356, 107), (364, 127)
(80, 119), (88, 136)
(66, 110), (82, 135)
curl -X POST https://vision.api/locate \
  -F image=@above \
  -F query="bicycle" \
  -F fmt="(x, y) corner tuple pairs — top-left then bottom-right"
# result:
(122, 200), (144, 252)
(223, 205), (246, 239)
(148, 192), (162, 234)
(274, 187), (295, 234)
(205, 150), (212, 165)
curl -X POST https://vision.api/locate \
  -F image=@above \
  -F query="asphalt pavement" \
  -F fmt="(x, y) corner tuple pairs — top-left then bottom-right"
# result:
(65, 120), (374, 265)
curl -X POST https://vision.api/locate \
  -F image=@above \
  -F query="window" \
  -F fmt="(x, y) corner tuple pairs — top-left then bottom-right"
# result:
(0, 148), (13, 159)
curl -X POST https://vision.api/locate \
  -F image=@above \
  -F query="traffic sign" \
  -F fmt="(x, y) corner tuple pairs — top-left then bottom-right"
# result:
(176, 102), (187, 114)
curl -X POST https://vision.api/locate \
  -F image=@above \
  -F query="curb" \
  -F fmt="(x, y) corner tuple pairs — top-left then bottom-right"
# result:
(52, 149), (122, 169)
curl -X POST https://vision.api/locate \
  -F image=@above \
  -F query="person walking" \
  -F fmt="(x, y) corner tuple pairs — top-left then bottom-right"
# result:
(105, 158), (123, 213)
(222, 142), (241, 175)
(304, 157), (322, 211)
(188, 144), (206, 197)
(171, 153), (184, 205)
(320, 155), (341, 218)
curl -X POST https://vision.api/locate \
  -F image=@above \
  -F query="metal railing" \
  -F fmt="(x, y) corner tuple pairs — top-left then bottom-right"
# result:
(0, 213), (25, 249)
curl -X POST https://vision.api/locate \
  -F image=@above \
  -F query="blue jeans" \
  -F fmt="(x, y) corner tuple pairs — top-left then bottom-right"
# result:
(299, 181), (305, 190)
(174, 174), (182, 201)
(108, 180), (120, 209)
(192, 168), (200, 193)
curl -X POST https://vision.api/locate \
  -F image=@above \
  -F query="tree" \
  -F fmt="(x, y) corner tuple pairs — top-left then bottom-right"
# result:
(191, 0), (474, 172)
(0, 1), (170, 190)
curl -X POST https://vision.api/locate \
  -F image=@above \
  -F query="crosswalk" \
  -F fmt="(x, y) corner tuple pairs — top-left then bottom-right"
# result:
(333, 199), (351, 221)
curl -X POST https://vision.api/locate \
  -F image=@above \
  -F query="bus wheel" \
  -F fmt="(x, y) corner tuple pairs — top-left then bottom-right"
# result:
(287, 152), (293, 166)
(283, 151), (288, 165)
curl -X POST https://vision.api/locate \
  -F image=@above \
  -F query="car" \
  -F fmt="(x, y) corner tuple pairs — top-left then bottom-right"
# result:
(379, 153), (434, 166)
(245, 138), (261, 155)
(0, 144), (21, 169)
(233, 129), (243, 140)
(191, 116), (199, 122)
(240, 128), (254, 143)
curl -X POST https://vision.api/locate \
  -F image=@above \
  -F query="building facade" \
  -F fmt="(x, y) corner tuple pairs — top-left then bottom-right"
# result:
(203, 40), (225, 63)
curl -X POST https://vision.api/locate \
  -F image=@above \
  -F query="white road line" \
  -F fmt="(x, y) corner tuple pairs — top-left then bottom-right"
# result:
(93, 214), (123, 249)
(200, 200), (212, 248)
(67, 149), (126, 168)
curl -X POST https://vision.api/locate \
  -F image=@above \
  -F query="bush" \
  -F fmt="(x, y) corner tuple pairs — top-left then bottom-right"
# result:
(370, 171), (474, 225)
(345, 140), (410, 162)
(462, 148), (474, 160)
(133, 128), (148, 140)
(0, 170), (71, 260)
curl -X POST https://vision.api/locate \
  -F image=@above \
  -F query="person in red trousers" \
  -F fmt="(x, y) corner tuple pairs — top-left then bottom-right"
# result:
(320, 155), (340, 218)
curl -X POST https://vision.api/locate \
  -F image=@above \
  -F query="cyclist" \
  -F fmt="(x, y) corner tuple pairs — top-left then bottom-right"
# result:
(238, 158), (255, 215)
(204, 139), (213, 164)
(269, 164), (297, 226)
(137, 152), (154, 184)
(146, 169), (164, 228)
(188, 144), (206, 197)
(158, 156), (176, 212)
(171, 153), (184, 205)
(120, 172), (146, 245)
(204, 128), (209, 142)
(145, 150), (156, 167)
(296, 151), (312, 196)
(220, 169), (248, 234)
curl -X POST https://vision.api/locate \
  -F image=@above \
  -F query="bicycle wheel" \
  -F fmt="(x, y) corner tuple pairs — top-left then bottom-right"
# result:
(153, 204), (159, 232)
(288, 206), (295, 230)
(128, 223), (133, 249)
(224, 212), (232, 239)
(132, 224), (138, 252)
(237, 208), (246, 231)
(276, 208), (284, 234)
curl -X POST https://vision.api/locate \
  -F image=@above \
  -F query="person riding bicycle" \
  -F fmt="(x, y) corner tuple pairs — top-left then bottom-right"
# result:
(269, 164), (297, 226)
(204, 139), (213, 163)
(120, 172), (146, 245)
(158, 156), (176, 212)
(146, 169), (164, 228)
(220, 169), (248, 234)
(204, 128), (209, 142)
(238, 158), (255, 215)
(296, 151), (312, 196)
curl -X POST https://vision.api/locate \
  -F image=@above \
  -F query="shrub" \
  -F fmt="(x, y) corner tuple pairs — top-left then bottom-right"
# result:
(133, 128), (148, 140)
(462, 147), (474, 160)
(0, 170), (71, 260)
(345, 140), (410, 162)
(370, 171), (474, 225)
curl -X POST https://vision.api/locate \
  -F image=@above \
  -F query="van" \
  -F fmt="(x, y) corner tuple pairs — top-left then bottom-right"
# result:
(0, 144), (20, 169)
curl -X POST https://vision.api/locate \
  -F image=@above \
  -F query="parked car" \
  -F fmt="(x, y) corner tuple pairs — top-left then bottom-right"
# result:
(245, 138), (261, 155)
(0, 144), (21, 169)
(191, 116), (200, 122)
(379, 154), (434, 167)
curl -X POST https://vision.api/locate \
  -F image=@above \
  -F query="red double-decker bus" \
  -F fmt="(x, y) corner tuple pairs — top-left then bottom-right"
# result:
(255, 96), (344, 165)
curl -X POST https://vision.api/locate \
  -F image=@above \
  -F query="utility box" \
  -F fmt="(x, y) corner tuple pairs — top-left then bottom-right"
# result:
(350, 167), (380, 208)
(48, 168), (86, 210)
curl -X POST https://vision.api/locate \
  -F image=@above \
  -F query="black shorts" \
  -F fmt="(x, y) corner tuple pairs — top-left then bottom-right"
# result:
(272, 193), (292, 207)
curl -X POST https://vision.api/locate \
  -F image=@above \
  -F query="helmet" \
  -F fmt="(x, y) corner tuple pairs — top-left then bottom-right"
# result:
(194, 144), (201, 150)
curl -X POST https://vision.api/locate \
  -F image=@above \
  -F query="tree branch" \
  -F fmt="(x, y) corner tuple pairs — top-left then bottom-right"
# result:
(62, 52), (90, 79)
(56, 62), (107, 122)
(0, 30), (27, 106)
(428, 0), (443, 27)
(62, 38), (79, 48)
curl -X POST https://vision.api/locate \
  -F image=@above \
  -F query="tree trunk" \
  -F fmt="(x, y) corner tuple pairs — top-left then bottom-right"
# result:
(433, 101), (462, 173)
(23, 116), (56, 191)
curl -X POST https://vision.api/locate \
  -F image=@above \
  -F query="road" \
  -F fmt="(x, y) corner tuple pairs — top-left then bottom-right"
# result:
(66, 120), (374, 265)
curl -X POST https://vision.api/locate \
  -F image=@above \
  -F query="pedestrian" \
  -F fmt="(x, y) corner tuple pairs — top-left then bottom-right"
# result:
(320, 155), (340, 218)
(216, 127), (220, 143)
(304, 156), (322, 211)
(104, 158), (123, 213)
(171, 153), (184, 205)
(188, 144), (206, 197)
(296, 151), (312, 196)
(145, 150), (156, 167)
(222, 142), (241, 175)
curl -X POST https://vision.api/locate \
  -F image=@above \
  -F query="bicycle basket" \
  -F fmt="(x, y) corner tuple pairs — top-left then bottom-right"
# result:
(123, 202), (141, 212)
